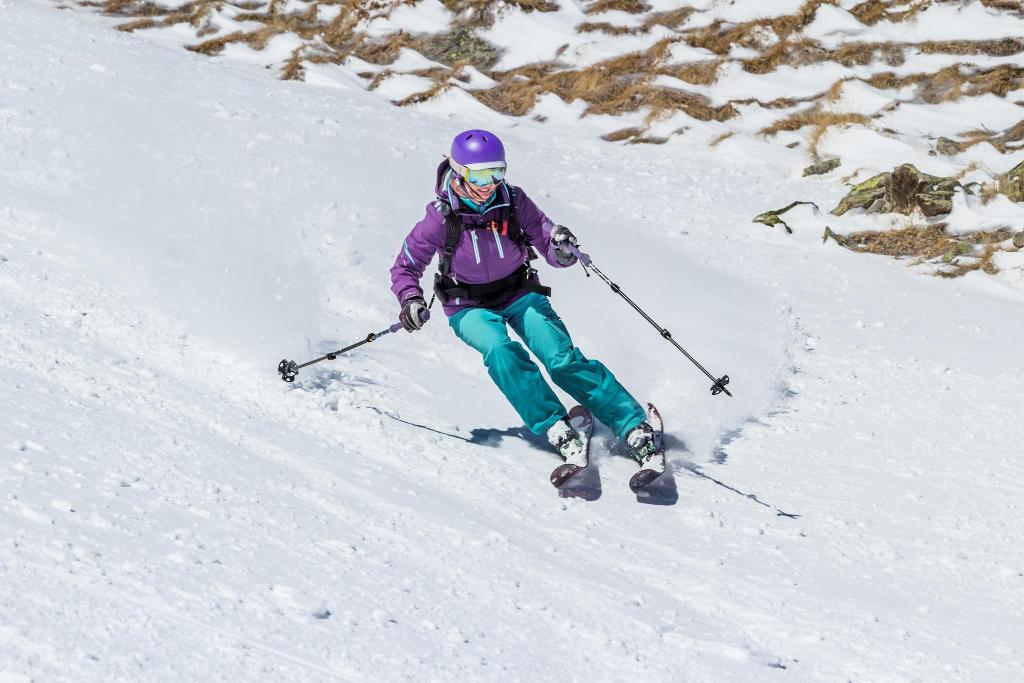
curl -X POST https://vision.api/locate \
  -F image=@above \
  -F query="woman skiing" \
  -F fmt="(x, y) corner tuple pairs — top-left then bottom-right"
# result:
(390, 129), (663, 480)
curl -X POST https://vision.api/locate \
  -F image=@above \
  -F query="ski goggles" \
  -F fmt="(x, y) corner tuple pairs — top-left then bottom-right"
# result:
(449, 157), (507, 186)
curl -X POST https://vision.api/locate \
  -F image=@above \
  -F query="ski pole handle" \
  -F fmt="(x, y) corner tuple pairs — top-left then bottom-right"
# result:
(564, 242), (592, 267)
(379, 309), (430, 337)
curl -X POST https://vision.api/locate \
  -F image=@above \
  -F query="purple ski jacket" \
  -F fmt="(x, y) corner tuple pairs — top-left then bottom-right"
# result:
(391, 161), (569, 316)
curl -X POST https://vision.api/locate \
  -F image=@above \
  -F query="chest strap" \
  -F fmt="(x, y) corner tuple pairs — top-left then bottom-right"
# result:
(433, 193), (551, 307)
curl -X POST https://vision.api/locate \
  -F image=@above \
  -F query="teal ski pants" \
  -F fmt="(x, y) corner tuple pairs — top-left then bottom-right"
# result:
(448, 292), (646, 439)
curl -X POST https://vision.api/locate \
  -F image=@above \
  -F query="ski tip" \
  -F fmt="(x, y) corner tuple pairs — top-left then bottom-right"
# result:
(629, 468), (661, 494)
(550, 463), (583, 488)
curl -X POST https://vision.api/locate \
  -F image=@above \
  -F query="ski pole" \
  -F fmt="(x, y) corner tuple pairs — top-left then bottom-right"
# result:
(277, 311), (430, 383)
(564, 243), (732, 398)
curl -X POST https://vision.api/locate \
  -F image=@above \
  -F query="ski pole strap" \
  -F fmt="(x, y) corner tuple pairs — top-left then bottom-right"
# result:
(565, 242), (591, 267)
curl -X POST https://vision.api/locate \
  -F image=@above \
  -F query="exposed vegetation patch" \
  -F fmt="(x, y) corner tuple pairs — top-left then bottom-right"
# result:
(578, 6), (697, 34)
(585, 0), (650, 14)
(708, 131), (736, 147)
(970, 160), (1024, 206)
(86, 0), (1024, 140)
(471, 43), (736, 123)
(823, 223), (1015, 277)
(78, 0), (1024, 282)
(761, 109), (871, 159)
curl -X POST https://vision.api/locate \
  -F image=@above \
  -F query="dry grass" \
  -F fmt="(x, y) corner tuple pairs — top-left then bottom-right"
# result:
(683, 0), (835, 63)
(441, 0), (498, 27)
(601, 127), (645, 142)
(846, 223), (951, 259)
(951, 162), (981, 181)
(998, 170), (1023, 201)
(663, 59), (723, 85)
(708, 131), (736, 147)
(395, 80), (454, 107)
(578, 5), (695, 34)
(761, 109), (871, 137)
(392, 65), (470, 106)
(365, 68), (393, 91)
(474, 41), (735, 122)
(919, 38), (1024, 57)
(577, 21), (636, 35)
(823, 77), (852, 102)
(937, 243), (1000, 277)
(980, 0), (1024, 11)
(832, 41), (905, 67)
(507, 0), (560, 11)
(684, 20), (772, 56)
(840, 167), (865, 183)
(864, 63), (1024, 104)
(642, 6), (696, 30)
(630, 135), (669, 144)
(114, 17), (159, 31)
(743, 39), (830, 74)
(849, 0), (937, 25)
(833, 223), (1012, 277)
(586, 0), (650, 14)
(760, 107), (873, 159)
(281, 47), (305, 81)
(80, 0), (1024, 151)
(849, 0), (887, 24)
(979, 182), (1002, 204)
(354, 31), (414, 65)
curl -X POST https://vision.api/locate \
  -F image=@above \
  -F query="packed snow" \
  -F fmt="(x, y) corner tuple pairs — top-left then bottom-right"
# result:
(1, 1), (1023, 681)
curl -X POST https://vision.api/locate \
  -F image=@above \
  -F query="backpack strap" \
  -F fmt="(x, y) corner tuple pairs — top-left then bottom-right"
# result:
(503, 185), (529, 247)
(433, 190), (547, 307)
(435, 200), (463, 280)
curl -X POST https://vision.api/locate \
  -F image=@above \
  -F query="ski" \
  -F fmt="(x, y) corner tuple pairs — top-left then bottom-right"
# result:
(549, 405), (593, 488)
(628, 403), (666, 494)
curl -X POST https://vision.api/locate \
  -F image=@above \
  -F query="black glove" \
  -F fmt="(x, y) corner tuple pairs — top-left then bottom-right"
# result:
(400, 297), (428, 332)
(550, 225), (578, 266)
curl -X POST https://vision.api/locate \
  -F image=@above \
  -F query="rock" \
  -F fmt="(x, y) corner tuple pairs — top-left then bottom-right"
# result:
(1013, 232), (1024, 249)
(832, 164), (963, 217)
(934, 137), (962, 156)
(941, 242), (972, 263)
(803, 158), (841, 176)
(753, 201), (819, 234)
(418, 29), (501, 70)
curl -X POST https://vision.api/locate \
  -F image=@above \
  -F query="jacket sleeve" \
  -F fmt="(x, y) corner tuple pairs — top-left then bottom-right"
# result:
(513, 187), (569, 269)
(391, 203), (446, 305)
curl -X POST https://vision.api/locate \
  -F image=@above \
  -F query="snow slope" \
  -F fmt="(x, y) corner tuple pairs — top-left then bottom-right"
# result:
(1, 1), (1023, 681)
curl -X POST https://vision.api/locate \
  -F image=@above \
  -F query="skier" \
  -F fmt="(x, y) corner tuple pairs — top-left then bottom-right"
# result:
(390, 129), (663, 479)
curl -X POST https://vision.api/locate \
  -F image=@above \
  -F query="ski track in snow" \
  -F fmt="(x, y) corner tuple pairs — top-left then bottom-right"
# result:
(2, 2), (1023, 681)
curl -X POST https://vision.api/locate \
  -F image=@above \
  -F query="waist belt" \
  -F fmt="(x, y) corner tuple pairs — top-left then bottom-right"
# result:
(434, 263), (551, 308)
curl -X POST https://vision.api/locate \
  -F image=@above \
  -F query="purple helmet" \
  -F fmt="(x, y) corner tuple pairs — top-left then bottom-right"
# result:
(450, 129), (505, 167)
